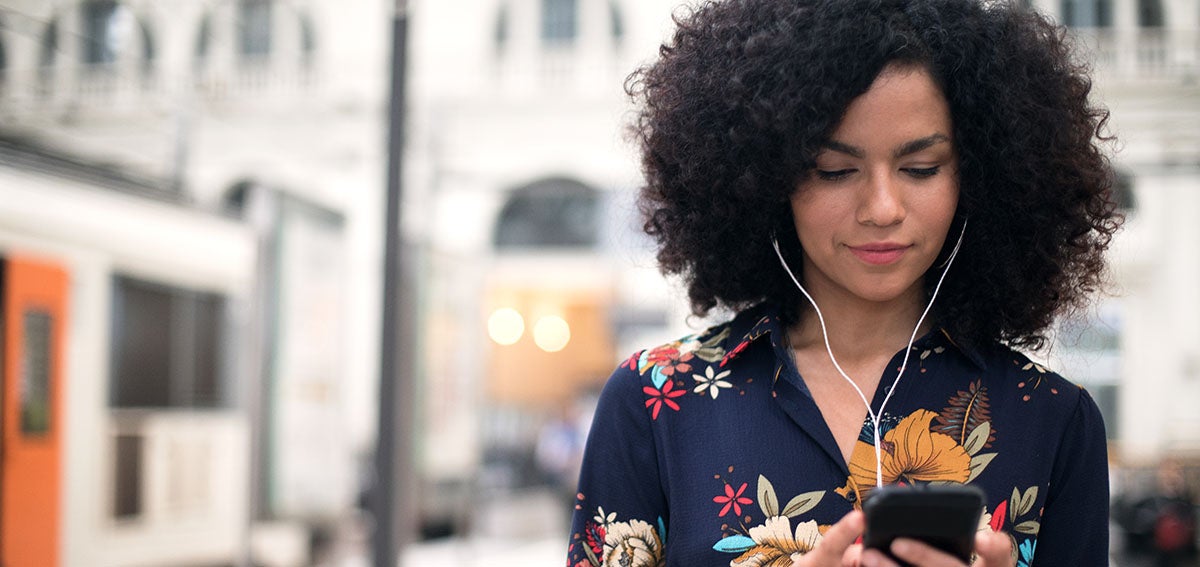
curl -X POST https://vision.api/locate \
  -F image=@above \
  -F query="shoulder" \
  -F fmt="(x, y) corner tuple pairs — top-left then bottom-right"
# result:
(606, 305), (777, 393)
(618, 317), (739, 384)
(979, 344), (1105, 437)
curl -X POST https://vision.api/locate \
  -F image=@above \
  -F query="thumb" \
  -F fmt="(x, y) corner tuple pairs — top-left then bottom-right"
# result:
(974, 531), (1016, 567)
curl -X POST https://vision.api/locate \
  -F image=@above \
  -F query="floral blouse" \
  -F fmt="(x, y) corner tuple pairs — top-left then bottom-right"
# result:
(566, 303), (1109, 567)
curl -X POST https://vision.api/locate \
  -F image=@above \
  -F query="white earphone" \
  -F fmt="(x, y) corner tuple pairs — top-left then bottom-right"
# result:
(771, 219), (967, 489)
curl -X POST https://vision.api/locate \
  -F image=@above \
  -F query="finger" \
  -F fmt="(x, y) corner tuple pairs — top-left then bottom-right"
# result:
(841, 543), (863, 567)
(889, 538), (965, 567)
(859, 547), (901, 567)
(973, 531), (1016, 566)
(807, 511), (865, 562)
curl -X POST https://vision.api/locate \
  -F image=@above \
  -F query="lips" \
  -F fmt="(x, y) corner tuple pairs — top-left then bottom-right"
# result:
(848, 242), (911, 265)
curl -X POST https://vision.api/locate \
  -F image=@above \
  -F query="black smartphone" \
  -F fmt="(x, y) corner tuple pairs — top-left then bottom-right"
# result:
(862, 484), (985, 567)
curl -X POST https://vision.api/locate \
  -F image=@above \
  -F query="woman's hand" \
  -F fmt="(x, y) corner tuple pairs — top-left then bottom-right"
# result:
(790, 510), (866, 567)
(858, 530), (1015, 567)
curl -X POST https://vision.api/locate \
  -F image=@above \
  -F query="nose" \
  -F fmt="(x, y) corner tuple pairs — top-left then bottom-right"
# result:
(856, 170), (906, 227)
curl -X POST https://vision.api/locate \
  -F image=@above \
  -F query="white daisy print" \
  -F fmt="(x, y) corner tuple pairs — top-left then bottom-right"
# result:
(692, 366), (733, 399)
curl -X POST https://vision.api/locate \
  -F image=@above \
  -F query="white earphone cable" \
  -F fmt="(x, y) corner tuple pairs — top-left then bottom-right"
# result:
(771, 220), (966, 488)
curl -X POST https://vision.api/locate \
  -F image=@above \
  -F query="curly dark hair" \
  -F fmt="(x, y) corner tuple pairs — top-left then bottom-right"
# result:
(629, 0), (1122, 349)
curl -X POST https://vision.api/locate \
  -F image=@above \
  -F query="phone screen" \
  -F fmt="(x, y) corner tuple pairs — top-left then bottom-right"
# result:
(862, 485), (985, 567)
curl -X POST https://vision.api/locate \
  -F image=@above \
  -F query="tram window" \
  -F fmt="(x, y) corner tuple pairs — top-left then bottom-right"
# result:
(21, 310), (52, 435)
(111, 276), (228, 409)
(114, 434), (143, 518)
(112, 279), (172, 407)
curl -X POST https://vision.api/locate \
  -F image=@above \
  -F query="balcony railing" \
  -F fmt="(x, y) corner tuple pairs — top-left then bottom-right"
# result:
(1074, 28), (1200, 82)
(0, 59), (321, 121)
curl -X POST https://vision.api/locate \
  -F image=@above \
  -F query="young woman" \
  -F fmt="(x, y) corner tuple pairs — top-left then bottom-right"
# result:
(566, 0), (1121, 566)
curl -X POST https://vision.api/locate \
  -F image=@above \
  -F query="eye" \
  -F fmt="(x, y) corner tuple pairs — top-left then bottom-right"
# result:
(903, 166), (941, 179)
(816, 169), (855, 181)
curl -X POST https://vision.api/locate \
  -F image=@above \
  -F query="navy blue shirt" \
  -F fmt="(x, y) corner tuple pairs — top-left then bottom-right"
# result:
(566, 303), (1109, 567)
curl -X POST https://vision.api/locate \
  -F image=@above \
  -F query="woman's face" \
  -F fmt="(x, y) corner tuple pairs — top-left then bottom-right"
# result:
(790, 65), (959, 308)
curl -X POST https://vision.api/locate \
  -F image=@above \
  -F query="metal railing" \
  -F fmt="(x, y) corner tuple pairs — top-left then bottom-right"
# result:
(1074, 28), (1200, 81)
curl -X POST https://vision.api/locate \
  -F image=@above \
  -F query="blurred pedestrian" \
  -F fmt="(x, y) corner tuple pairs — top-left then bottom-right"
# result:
(1145, 460), (1196, 566)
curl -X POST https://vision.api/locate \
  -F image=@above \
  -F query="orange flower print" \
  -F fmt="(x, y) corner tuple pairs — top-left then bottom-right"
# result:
(848, 409), (971, 492)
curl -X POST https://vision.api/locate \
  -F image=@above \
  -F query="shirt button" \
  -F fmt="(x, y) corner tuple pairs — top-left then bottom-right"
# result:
(845, 491), (857, 503)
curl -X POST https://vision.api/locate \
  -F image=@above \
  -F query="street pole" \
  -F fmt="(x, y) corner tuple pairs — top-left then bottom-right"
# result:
(373, 1), (413, 566)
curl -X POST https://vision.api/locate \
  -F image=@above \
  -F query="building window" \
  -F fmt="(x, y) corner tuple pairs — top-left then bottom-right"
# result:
(238, 0), (273, 59)
(541, 0), (577, 45)
(495, 178), (601, 249)
(0, 31), (8, 89)
(194, 13), (212, 71)
(495, 4), (509, 53)
(82, 0), (137, 66)
(1113, 170), (1136, 212)
(1055, 303), (1122, 440)
(110, 276), (228, 409)
(1060, 0), (1113, 27)
(139, 20), (155, 77)
(39, 17), (58, 91)
(609, 0), (625, 46)
(1138, 0), (1164, 27)
(299, 13), (316, 67)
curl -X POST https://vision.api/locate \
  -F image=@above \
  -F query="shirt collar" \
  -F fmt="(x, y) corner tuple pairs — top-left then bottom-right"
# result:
(719, 302), (989, 371)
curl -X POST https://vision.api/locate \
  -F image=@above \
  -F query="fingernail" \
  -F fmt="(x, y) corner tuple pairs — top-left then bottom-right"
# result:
(891, 539), (911, 556)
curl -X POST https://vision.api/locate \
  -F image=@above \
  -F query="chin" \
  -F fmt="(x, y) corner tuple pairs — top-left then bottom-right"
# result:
(850, 280), (923, 305)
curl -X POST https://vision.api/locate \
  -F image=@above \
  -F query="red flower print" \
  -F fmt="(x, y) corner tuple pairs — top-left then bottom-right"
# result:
(646, 345), (679, 366)
(713, 482), (753, 517)
(989, 499), (1008, 532)
(623, 350), (642, 371)
(643, 380), (686, 420)
(585, 521), (606, 556)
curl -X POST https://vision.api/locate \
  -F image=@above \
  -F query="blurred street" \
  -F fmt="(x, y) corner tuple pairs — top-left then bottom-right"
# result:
(316, 487), (567, 567)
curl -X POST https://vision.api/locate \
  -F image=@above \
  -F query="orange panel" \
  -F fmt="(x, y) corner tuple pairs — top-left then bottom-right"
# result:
(2, 255), (69, 567)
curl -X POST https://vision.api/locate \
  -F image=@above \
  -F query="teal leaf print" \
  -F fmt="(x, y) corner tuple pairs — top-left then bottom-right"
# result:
(712, 535), (756, 553)
(638, 349), (652, 373)
(1017, 538), (1037, 567)
(651, 365), (668, 389)
(658, 517), (667, 544)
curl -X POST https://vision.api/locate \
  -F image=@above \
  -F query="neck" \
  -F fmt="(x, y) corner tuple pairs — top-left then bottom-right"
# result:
(789, 283), (931, 364)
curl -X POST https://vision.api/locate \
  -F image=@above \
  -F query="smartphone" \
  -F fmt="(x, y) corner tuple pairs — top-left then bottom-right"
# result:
(862, 484), (985, 567)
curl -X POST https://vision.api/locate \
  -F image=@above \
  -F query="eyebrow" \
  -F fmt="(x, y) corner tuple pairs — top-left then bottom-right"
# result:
(819, 134), (951, 160)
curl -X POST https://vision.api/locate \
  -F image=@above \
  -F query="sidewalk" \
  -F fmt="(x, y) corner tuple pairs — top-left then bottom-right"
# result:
(322, 487), (568, 567)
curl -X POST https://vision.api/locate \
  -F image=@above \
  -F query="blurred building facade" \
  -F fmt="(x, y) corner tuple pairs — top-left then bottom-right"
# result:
(0, 0), (1198, 566)
(0, 0), (391, 565)
(1029, 0), (1200, 465)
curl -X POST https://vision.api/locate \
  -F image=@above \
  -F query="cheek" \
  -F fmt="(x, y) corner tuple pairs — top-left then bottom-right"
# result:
(924, 181), (960, 233)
